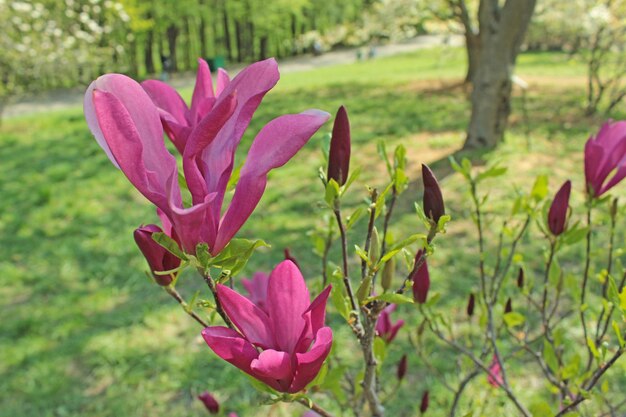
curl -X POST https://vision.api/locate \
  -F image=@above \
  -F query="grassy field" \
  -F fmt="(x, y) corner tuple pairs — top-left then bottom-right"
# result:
(1, 47), (625, 417)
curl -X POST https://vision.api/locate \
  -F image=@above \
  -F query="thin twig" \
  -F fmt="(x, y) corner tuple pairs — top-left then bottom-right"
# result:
(200, 270), (234, 330)
(164, 285), (209, 328)
(296, 397), (336, 417)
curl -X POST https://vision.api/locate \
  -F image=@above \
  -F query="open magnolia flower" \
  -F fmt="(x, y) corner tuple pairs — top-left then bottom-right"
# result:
(202, 260), (332, 393)
(84, 58), (329, 255)
(584, 120), (626, 197)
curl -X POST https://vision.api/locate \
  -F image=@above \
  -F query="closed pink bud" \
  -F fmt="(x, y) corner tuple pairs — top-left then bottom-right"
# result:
(197, 391), (219, 414)
(548, 180), (571, 236)
(467, 293), (475, 317)
(397, 354), (408, 381)
(376, 304), (405, 344)
(422, 164), (445, 223)
(327, 105), (351, 185)
(517, 268), (524, 288)
(411, 251), (430, 304)
(133, 224), (181, 286)
(420, 390), (429, 413)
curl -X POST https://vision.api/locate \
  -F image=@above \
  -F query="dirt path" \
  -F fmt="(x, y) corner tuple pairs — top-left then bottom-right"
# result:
(4, 34), (462, 119)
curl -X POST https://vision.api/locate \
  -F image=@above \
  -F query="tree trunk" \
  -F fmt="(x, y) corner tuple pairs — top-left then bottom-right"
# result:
(166, 24), (180, 72)
(463, 0), (537, 150)
(259, 35), (269, 60)
(145, 29), (155, 74)
(199, 12), (208, 59)
(465, 32), (480, 83)
(184, 17), (193, 70)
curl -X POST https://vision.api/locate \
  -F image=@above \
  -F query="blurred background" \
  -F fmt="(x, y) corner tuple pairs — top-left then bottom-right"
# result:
(1, 1), (626, 416)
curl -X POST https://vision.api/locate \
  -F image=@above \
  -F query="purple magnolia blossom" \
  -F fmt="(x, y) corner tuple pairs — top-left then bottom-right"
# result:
(548, 180), (571, 236)
(202, 260), (333, 393)
(240, 271), (269, 312)
(584, 120), (626, 197)
(375, 304), (404, 344)
(84, 59), (329, 255)
(197, 391), (219, 414)
(133, 212), (180, 286)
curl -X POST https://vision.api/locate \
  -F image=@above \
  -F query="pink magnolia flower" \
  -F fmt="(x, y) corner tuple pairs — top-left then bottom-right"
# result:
(202, 260), (333, 393)
(84, 59), (330, 255)
(584, 120), (626, 197)
(548, 180), (571, 236)
(487, 355), (503, 387)
(375, 304), (404, 344)
(240, 271), (269, 313)
(197, 391), (219, 414)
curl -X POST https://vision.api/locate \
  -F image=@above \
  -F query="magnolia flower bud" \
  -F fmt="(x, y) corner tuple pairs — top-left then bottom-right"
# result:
(517, 268), (524, 289)
(133, 224), (181, 286)
(420, 390), (430, 413)
(548, 180), (571, 236)
(197, 391), (219, 414)
(467, 293), (475, 317)
(381, 256), (395, 291)
(397, 354), (408, 381)
(411, 251), (430, 304)
(327, 105), (351, 185)
(504, 298), (513, 314)
(422, 164), (445, 223)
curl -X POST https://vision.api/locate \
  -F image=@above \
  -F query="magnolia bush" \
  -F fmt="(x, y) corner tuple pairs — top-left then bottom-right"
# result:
(83, 58), (626, 416)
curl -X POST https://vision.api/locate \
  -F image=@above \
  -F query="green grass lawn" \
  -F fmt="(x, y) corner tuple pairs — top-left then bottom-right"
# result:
(1, 47), (625, 417)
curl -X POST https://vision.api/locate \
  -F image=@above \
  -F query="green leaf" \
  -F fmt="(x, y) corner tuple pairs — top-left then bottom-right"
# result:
(561, 225), (589, 246)
(370, 293), (414, 305)
(543, 340), (559, 374)
(356, 276), (372, 305)
(437, 214), (452, 233)
(226, 163), (242, 192)
(476, 165), (507, 183)
(324, 179), (340, 206)
(195, 243), (211, 269)
(354, 245), (370, 265)
(330, 270), (350, 321)
(587, 337), (600, 359)
(373, 337), (387, 366)
(503, 312), (525, 328)
(377, 140), (392, 176)
(531, 174), (549, 202)
(379, 234), (425, 264)
(346, 207), (364, 230)
(152, 232), (187, 260)
(210, 239), (268, 277)
(612, 321), (625, 348)
(341, 165), (361, 195)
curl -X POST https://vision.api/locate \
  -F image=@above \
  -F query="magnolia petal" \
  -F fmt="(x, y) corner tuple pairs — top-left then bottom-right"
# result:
(183, 93), (237, 205)
(91, 85), (180, 214)
(213, 110), (329, 253)
(216, 284), (274, 349)
(84, 80), (119, 168)
(215, 68), (230, 97)
(168, 190), (218, 253)
(289, 327), (333, 393)
(190, 59), (215, 124)
(198, 58), (280, 218)
(250, 349), (293, 390)
(301, 286), (332, 346)
(201, 326), (258, 375)
(141, 79), (189, 126)
(263, 260), (311, 353)
(241, 272), (270, 312)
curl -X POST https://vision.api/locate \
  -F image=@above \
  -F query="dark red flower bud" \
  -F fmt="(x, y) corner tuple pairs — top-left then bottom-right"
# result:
(198, 391), (219, 414)
(420, 390), (430, 413)
(327, 105), (351, 185)
(133, 224), (181, 286)
(548, 180), (571, 236)
(422, 164), (445, 223)
(284, 248), (300, 269)
(397, 354), (408, 381)
(517, 268), (524, 289)
(467, 293), (475, 317)
(504, 298), (513, 314)
(411, 251), (430, 304)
